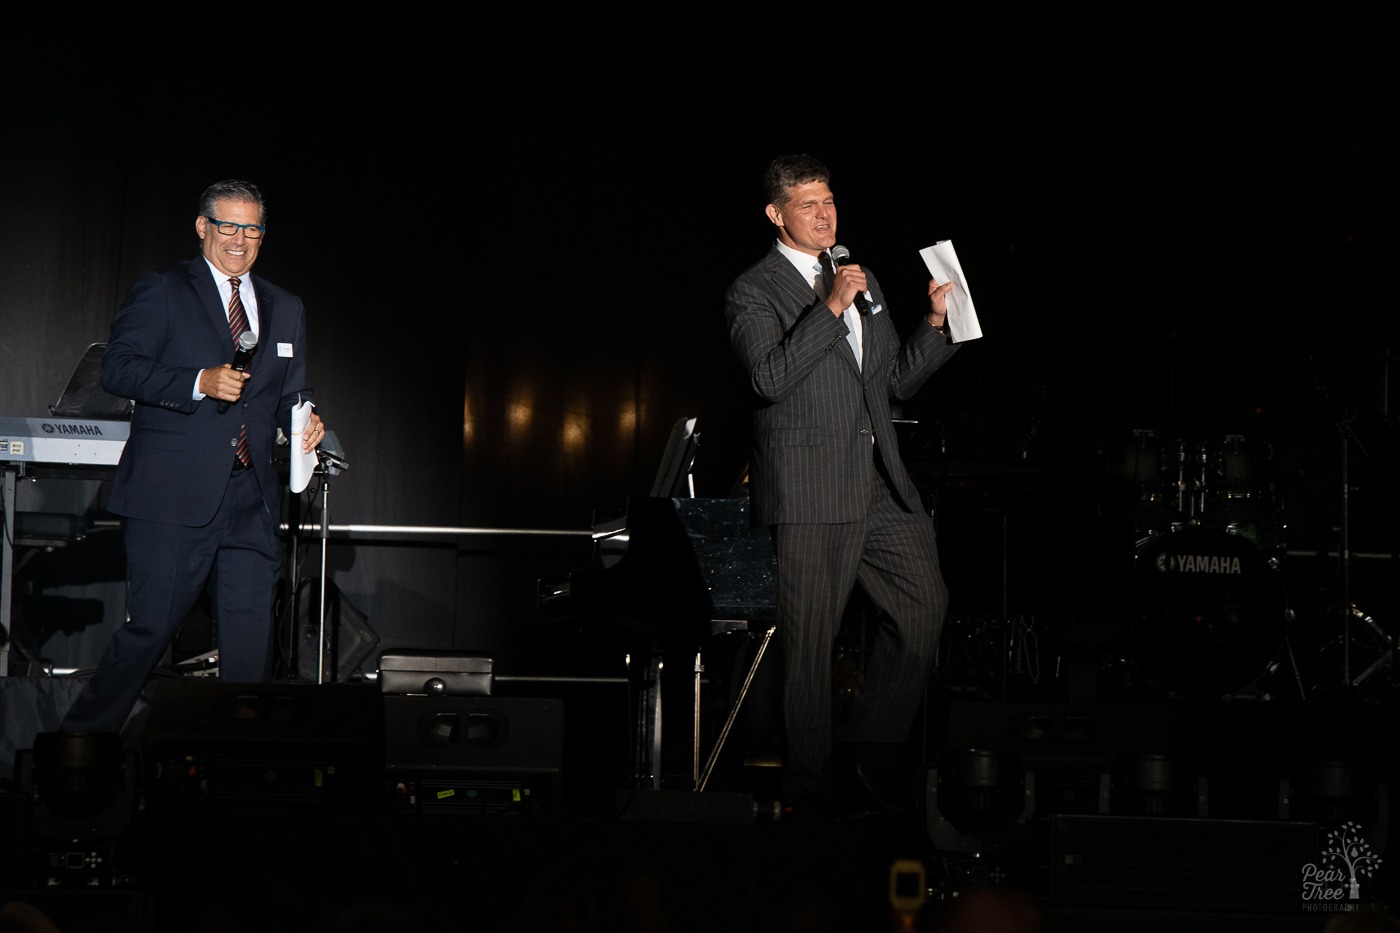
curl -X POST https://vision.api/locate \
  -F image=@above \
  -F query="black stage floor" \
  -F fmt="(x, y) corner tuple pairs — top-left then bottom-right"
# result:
(2, 673), (1397, 932)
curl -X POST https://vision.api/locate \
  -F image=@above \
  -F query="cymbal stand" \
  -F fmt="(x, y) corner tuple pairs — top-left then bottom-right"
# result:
(1311, 353), (1377, 693)
(1383, 345), (1400, 692)
(1173, 440), (1210, 521)
(1336, 417), (1362, 688)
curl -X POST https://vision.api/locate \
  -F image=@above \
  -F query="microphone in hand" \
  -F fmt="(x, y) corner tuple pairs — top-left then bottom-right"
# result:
(829, 245), (882, 315)
(217, 330), (258, 413)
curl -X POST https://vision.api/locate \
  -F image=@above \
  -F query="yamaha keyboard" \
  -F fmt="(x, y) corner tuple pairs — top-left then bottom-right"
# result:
(0, 416), (129, 467)
(2, 416), (129, 677)
(2, 344), (135, 676)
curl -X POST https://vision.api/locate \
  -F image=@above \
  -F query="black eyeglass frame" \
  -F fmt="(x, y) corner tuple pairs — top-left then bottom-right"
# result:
(204, 216), (267, 238)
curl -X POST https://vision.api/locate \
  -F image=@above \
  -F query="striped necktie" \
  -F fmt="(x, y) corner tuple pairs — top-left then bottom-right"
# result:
(227, 277), (251, 468)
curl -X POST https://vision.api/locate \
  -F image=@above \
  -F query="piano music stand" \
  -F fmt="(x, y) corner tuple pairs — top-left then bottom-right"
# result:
(49, 343), (132, 420)
(650, 417), (698, 498)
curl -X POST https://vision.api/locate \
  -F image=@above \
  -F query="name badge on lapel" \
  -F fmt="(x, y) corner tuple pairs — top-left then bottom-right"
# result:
(278, 343), (294, 358)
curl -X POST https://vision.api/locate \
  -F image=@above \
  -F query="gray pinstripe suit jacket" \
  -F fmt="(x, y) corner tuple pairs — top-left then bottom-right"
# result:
(725, 244), (959, 525)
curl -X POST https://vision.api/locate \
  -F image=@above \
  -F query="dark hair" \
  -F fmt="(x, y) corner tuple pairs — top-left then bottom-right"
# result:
(199, 179), (266, 224)
(764, 154), (830, 207)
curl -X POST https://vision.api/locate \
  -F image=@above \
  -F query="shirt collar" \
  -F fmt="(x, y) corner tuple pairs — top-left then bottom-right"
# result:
(201, 256), (252, 289)
(774, 239), (826, 289)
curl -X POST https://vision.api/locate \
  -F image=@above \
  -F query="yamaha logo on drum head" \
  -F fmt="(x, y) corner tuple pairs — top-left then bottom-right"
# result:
(1154, 552), (1243, 575)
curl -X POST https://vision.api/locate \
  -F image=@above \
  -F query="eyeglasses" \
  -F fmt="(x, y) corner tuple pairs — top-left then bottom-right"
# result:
(204, 216), (266, 239)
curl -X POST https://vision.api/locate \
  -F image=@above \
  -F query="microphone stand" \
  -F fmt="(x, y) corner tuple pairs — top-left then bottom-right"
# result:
(312, 448), (350, 685)
(316, 461), (331, 685)
(286, 446), (349, 685)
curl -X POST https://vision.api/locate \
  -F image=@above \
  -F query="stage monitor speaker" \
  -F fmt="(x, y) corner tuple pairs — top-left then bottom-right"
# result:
(383, 695), (563, 816)
(141, 680), (384, 810)
(379, 649), (492, 696)
(278, 577), (380, 683)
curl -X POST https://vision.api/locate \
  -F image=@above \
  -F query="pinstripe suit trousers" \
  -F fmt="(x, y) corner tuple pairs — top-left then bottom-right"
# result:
(773, 463), (947, 802)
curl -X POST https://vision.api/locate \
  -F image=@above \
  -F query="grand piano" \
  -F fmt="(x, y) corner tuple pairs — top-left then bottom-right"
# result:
(542, 418), (779, 793)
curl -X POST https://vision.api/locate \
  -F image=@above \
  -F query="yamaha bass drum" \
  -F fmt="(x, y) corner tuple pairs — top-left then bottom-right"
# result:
(1130, 524), (1288, 699)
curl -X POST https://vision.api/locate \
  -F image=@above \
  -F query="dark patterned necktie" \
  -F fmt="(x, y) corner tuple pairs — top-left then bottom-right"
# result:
(227, 277), (251, 467)
(819, 253), (862, 367)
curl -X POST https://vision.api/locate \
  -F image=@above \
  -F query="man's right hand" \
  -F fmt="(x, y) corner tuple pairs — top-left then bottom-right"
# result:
(199, 364), (249, 403)
(826, 263), (868, 316)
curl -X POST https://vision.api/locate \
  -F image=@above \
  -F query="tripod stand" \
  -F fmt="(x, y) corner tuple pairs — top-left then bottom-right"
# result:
(1305, 353), (1399, 703)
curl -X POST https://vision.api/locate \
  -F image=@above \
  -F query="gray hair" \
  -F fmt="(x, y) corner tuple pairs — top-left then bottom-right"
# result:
(198, 179), (266, 224)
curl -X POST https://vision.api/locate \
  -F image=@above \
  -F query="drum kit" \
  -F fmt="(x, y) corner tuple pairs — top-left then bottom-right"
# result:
(1110, 429), (1283, 550)
(1110, 428), (1392, 703)
(931, 422), (1396, 706)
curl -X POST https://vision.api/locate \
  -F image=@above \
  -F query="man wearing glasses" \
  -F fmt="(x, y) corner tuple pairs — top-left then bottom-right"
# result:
(60, 179), (326, 735)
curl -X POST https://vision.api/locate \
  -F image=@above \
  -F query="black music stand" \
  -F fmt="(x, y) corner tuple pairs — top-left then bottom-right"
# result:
(650, 417), (699, 498)
(50, 343), (132, 420)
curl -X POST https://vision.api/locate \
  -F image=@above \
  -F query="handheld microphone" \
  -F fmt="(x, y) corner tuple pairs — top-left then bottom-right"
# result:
(829, 245), (882, 315)
(217, 330), (258, 413)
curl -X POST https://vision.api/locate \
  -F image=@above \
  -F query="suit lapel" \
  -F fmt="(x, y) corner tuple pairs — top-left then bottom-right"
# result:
(763, 246), (862, 375)
(763, 247), (820, 314)
(841, 316), (861, 376)
(248, 277), (273, 377)
(190, 259), (235, 361)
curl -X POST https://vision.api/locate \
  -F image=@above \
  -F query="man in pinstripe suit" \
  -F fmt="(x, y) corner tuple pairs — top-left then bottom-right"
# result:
(724, 154), (960, 816)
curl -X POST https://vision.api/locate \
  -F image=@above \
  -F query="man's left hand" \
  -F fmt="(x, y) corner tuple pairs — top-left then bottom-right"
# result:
(926, 279), (954, 327)
(303, 412), (326, 453)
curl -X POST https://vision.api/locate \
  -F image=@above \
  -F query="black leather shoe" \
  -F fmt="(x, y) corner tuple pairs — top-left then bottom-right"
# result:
(781, 793), (838, 823)
(852, 760), (915, 814)
(833, 741), (917, 814)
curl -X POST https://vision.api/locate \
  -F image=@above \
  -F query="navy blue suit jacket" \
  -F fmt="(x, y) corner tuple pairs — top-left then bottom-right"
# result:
(101, 257), (313, 525)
